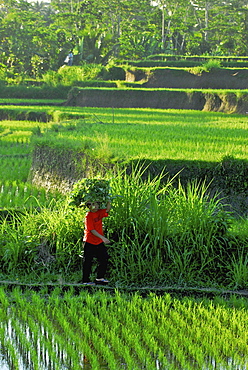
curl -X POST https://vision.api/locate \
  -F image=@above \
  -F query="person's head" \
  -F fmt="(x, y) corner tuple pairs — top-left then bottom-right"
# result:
(86, 201), (99, 212)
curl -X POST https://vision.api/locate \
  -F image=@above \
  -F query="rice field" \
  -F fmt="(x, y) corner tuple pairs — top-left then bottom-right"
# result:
(33, 107), (247, 162)
(1, 105), (247, 162)
(0, 287), (247, 370)
(0, 119), (62, 208)
(0, 181), (62, 209)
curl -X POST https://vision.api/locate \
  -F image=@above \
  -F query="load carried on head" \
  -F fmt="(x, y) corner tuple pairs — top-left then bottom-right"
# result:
(69, 178), (112, 209)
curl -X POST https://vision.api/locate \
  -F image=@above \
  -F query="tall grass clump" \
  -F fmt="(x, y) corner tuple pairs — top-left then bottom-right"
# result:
(0, 199), (83, 278)
(0, 164), (246, 287)
(106, 165), (234, 286)
(190, 59), (222, 75)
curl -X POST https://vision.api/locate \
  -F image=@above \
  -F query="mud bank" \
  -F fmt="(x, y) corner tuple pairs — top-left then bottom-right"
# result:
(127, 68), (248, 89)
(67, 88), (248, 114)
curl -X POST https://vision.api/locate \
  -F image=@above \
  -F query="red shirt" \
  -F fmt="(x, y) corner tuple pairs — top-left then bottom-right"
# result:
(83, 209), (108, 245)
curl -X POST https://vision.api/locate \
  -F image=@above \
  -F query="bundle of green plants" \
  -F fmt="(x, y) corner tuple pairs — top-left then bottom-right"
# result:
(69, 178), (112, 208)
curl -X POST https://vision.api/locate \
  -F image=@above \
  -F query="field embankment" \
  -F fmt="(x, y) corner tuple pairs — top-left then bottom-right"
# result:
(128, 67), (248, 89)
(63, 66), (248, 113)
(66, 87), (248, 114)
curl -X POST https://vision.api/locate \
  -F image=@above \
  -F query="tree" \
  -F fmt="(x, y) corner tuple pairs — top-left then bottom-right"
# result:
(0, 0), (248, 77)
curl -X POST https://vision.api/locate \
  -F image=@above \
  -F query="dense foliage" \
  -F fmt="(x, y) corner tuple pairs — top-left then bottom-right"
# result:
(0, 0), (247, 78)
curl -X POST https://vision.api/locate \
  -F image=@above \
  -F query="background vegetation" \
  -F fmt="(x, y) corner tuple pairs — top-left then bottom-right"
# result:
(0, 0), (248, 80)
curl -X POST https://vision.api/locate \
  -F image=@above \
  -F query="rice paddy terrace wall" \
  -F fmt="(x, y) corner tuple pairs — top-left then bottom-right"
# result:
(30, 144), (113, 194)
(65, 67), (248, 114)
(128, 68), (248, 90)
(66, 88), (248, 114)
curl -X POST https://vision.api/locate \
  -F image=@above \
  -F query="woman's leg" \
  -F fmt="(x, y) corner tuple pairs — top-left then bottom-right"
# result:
(95, 243), (109, 279)
(82, 242), (95, 282)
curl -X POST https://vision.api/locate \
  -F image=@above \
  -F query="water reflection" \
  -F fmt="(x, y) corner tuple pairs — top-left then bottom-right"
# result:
(0, 317), (246, 370)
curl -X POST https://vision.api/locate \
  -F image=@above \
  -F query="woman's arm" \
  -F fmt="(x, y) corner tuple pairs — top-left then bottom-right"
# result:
(106, 201), (111, 213)
(91, 229), (110, 244)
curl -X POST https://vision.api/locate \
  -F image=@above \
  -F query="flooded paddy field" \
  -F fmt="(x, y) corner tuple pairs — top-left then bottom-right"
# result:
(0, 287), (247, 370)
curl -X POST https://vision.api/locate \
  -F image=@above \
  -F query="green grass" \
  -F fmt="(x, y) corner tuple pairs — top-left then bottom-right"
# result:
(0, 99), (65, 104)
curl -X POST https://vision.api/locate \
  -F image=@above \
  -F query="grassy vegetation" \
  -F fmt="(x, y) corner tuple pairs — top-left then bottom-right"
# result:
(0, 164), (247, 289)
(0, 119), (63, 210)
(1, 104), (247, 163)
(0, 98), (65, 105)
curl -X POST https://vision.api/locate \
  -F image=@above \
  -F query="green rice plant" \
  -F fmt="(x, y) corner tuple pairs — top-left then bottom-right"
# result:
(0, 98), (65, 105)
(30, 105), (248, 162)
(10, 316), (40, 370)
(0, 157), (30, 182)
(0, 181), (63, 209)
(82, 301), (137, 369)
(0, 180), (44, 209)
(0, 333), (19, 369)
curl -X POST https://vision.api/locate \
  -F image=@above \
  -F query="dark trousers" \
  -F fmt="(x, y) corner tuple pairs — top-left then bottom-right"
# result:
(82, 242), (109, 282)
